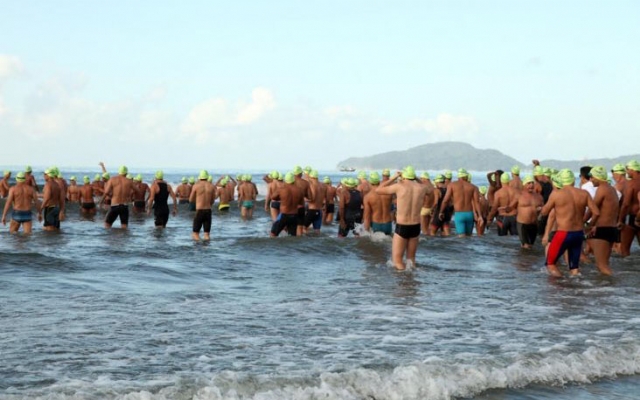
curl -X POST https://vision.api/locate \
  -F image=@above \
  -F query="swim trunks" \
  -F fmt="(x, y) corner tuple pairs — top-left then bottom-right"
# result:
(537, 215), (549, 238)
(105, 204), (129, 226)
(395, 223), (421, 239)
(517, 222), (538, 246)
(193, 209), (212, 233)
(304, 209), (323, 230)
(453, 211), (474, 236)
(242, 200), (254, 209)
(12, 210), (32, 223)
(188, 202), (196, 212)
(297, 206), (306, 226)
(325, 204), (335, 214)
(627, 214), (640, 231)
(271, 213), (297, 236)
(81, 202), (96, 211)
(218, 203), (230, 211)
(179, 199), (189, 205)
(420, 207), (432, 217)
(133, 201), (146, 209)
(546, 230), (584, 270)
(270, 200), (281, 210)
(588, 226), (618, 243)
(154, 205), (170, 227)
(496, 215), (517, 236)
(371, 221), (393, 235)
(43, 206), (60, 229)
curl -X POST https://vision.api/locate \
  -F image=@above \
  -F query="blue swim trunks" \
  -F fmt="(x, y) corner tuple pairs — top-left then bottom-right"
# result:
(453, 211), (475, 236)
(12, 210), (32, 223)
(371, 221), (392, 235)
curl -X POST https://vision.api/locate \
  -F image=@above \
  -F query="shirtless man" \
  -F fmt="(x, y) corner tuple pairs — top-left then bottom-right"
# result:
(618, 160), (640, 256)
(293, 165), (311, 236)
(79, 176), (97, 216)
(338, 178), (363, 238)
(357, 171), (372, 198)
(41, 168), (65, 231)
(264, 171), (282, 221)
(145, 170), (177, 228)
(270, 172), (304, 237)
(363, 172), (393, 235)
(238, 174), (258, 219)
(486, 170), (503, 207)
(476, 186), (489, 236)
(429, 174), (451, 236)
(304, 170), (326, 233)
(0, 171), (11, 198)
(324, 177), (337, 225)
(487, 174), (518, 236)
(189, 170), (215, 240)
(441, 168), (479, 237)
(540, 169), (599, 277)
(376, 166), (430, 270)
(2, 172), (42, 233)
(507, 175), (543, 248)
(131, 175), (150, 214)
(67, 177), (81, 203)
(91, 174), (105, 197)
(176, 177), (191, 204)
(510, 166), (523, 191)
(419, 172), (436, 235)
(215, 178), (233, 212)
(583, 166), (619, 275)
(100, 166), (134, 229)
(24, 165), (38, 192)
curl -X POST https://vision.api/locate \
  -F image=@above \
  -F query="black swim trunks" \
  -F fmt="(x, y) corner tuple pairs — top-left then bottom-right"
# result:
(154, 206), (170, 227)
(81, 202), (96, 211)
(395, 223), (420, 239)
(496, 215), (517, 236)
(627, 214), (640, 231)
(133, 201), (146, 209)
(270, 200), (280, 210)
(588, 226), (619, 243)
(517, 222), (538, 246)
(325, 203), (335, 214)
(105, 204), (129, 226)
(271, 213), (297, 236)
(43, 206), (60, 229)
(193, 209), (212, 233)
(297, 206), (306, 226)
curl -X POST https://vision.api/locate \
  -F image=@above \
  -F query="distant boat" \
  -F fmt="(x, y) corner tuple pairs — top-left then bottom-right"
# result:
(339, 166), (356, 172)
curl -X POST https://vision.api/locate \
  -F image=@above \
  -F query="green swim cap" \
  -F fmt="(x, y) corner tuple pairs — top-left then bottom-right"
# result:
(421, 171), (430, 180)
(549, 168), (559, 176)
(70, 176), (76, 181)
(500, 173), (510, 184)
(543, 168), (552, 177)
(189, 177), (195, 184)
(134, 174), (142, 182)
(348, 178), (358, 187)
(126, 174), (133, 180)
(16, 172), (26, 182)
(434, 174), (445, 183)
(522, 175), (534, 185)
(236, 174), (243, 181)
(181, 176), (187, 183)
(443, 170), (452, 179)
(323, 176), (331, 184)
(155, 170), (164, 180)
(551, 174), (562, 189)
(559, 169), (575, 186)
(511, 165), (520, 175)
(83, 176), (90, 184)
(382, 168), (391, 177)
(458, 168), (468, 179)
(94, 174), (101, 181)
(402, 166), (416, 180)
(357, 171), (366, 179)
(304, 165), (312, 174)
(369, 171), (381, 184)
(612, 163), (626, 174)
(25, 165), (32, 173)
(119, 165), (128, 175)
(626, 160), (640, 172)
(220, 178), (228, 187)
(270, 170), (278, 179)
(590, 166), (608, 181)
(533, 166), (544, 176)
(309, 170), (319, 179)
(293, 165), (303, 175)
(277, 172), (283, 181)
(285, 172), (295, 184)
(478, 185), (487, 195)
(208, 175), (213, 182)
(199, 170), (209, 180)
(246, 174), (253, 182)
(102, 172), (110, 180)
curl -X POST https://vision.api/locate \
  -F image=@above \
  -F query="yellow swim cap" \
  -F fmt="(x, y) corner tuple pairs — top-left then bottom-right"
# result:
(102, 172), (110, 180)
(533, 166), (544, 176)
(511, 165), (520, 175)
(611, 163), (626, 174)
(421, 171), (430, 180)
(382, 168), (391, 176)
(559, 169), (575, 186)
(458, 168), (468, 179)
(590, 166), (608, 181)
(402, 166), (416, 180)
(626, 160), (640, 172)
(293, 165), (303, 175)
(443, 170), (452, 179)
(323, 176), (331, 184)
(70, 176), (76, 181)
(500, 173), (510, 184)
(198, 170), (208, 180)
(551, 174), (562, 189)
(118, 165), (128, 175)
(94, 174), (101, 181)
(369, 171), (381, 184)
(155, 170), (164, 180)
(434, 174), (445, 183)
(522, 175), (534, 185)
(83, 176), (90, 184)
(16, 172), (26, 182)
(479, 185), (488, 195)
(310, 170), (319, 179)
(25, 165), (32, 173)
(135, 174), (142, 182)
(285, 172), (295, 184)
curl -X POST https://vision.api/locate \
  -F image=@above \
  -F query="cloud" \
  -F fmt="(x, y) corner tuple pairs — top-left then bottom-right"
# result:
(0, 54), (24, 81)
(380, 113), (479, 141)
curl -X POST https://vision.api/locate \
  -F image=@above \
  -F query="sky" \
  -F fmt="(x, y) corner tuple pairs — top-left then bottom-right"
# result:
(0, 0), (638, 171)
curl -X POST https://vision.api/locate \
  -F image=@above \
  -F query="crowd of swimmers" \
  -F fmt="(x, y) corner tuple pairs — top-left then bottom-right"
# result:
(2, 160), (640, 275)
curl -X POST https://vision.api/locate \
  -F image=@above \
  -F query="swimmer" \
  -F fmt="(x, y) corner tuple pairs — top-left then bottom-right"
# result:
(176, 177), (192, 205)
(79, 176), (97, 216)
(419, 172), (436, 235)
(304, 170), (326, 234)
(507, 175), (543, 249)
(540, 169), (599, 277)
(293, 165), (311, 236)
(585, 166), (619, 275)
(66, 176), (81, 202)
(264, 171), (282, 221)
(146, 170), (178, 228)
(41, 168), (65, 231)
(509, 165), (523, 191)
(189, 170), (216, 240)
(441, 168), (479, 237)
(238, 174), (258, 219)
(24, 165), (39, 192)
(270, 172), (304, 237)
(487, 173), (518, 236)
(376, 167), (431, 270)
(363, 171), (393, 235)
(618, 160), (640, 256)
(132, 174), (150, 213)
(476, 186), (489, 236)
(429, 174), (451, 237)
(1, 172), (42, 233)
(100, 166), (134, 229)
(338, 177), (363, 238)
(357, 171), (372, 197)
(324, 177), (337, 225)
(0, 171), (11, 198)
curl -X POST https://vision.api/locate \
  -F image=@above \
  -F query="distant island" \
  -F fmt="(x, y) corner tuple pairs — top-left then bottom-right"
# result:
(337, 141), (640, 172)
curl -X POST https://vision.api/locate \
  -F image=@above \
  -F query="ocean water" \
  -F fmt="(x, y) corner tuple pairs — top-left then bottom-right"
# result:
(1, 169), (640, 399)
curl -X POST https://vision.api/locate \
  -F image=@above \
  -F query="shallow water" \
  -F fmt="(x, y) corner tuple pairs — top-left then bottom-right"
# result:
(1, 171), (640, 399)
